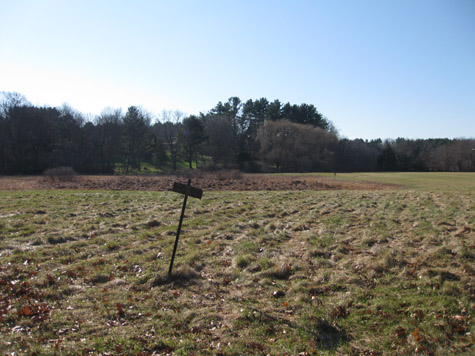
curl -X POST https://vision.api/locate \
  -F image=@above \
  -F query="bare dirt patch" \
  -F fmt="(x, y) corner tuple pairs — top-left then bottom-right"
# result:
(0, 173), (396, 191)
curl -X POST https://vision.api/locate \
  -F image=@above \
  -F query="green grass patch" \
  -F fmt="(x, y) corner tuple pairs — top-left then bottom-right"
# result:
(0, 173), (473, 355)
(321, 171), (475, 190)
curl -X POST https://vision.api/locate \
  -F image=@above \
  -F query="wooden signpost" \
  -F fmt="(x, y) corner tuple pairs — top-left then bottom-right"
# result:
(168, 179), (203, 276)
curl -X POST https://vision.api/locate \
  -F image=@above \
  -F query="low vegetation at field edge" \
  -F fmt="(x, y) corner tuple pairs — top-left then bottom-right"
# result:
(0, 175), (473, 355)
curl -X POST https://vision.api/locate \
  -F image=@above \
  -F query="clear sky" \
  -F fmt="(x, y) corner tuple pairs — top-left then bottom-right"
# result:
(1, 0), (474, 140)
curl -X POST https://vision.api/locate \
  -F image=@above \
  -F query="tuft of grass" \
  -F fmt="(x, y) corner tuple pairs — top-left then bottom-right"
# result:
(235, 254), (252, 269)
(263, 264), (294, 280)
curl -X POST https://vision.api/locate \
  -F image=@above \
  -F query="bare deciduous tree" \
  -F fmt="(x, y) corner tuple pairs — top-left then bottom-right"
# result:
(160, 110), (185, 171)
(257, 120), (337, 172)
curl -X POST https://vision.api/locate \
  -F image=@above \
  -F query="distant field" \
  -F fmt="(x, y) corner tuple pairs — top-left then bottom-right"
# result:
(320, 172), (475, 190)
(0, 173), (473, 355)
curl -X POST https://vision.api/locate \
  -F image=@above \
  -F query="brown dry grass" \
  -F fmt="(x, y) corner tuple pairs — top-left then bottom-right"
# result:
(0, 173), (395, 191)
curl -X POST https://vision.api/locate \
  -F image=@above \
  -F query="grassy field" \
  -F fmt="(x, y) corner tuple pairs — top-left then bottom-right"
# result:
(319, 172), (475, 191)
(0, 173), (473, 355)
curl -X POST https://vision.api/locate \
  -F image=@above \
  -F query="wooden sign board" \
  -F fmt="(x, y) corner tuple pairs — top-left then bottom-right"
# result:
(172, 182), (203, 199)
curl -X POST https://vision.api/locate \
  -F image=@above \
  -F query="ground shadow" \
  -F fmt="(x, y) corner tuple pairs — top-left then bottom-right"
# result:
(151, 267), (200, 287)
(311, 318), (348, 350)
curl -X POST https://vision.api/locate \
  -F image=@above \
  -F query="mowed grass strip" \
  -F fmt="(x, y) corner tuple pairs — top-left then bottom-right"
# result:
(317, 172), (475, 191)
(0, 176), (473, 355)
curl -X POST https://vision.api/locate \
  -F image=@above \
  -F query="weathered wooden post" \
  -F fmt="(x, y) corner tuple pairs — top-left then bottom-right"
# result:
(168, 179), (203, 276)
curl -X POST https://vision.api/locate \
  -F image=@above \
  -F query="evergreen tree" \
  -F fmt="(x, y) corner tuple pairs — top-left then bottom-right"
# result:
(123, 106), (150, 172)
(181, 115), (207, 169)
(153, 138), (168, 169)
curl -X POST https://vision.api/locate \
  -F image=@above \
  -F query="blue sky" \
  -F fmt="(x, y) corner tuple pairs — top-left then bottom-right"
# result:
(1, 0), (474, 139)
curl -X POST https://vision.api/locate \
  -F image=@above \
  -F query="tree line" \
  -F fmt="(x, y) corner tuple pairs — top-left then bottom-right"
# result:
(1, 91), (474, 175)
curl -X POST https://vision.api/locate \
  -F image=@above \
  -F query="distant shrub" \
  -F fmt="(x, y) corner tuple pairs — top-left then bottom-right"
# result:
(176, 169), (243, 180)
(43, 167), (78, 183)
(241, 160), (270, 173)
(215, 170), (242, 180)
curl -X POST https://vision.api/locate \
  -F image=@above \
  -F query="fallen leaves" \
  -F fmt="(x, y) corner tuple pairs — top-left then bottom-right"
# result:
(411, 328), (425, 343)
(410, 309), (424, 320)
(116, 303), (125, 318)
(394, 326), (406, 339)
(331, 304), (350, 318)
(0, 271), (52, 329)
(17, 302), (50, 322)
